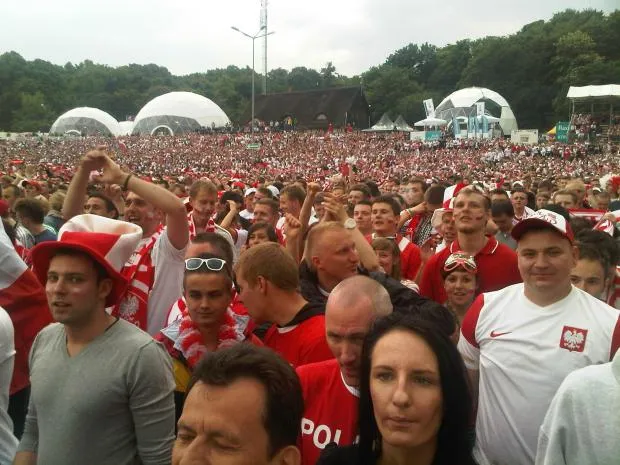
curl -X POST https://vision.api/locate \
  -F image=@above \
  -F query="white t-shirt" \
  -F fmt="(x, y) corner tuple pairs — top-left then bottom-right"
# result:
(239, 209), (254, 220)
(0, 307), (17, 463)
(458, 283), (620, 465)
(147, 230), (187, 335)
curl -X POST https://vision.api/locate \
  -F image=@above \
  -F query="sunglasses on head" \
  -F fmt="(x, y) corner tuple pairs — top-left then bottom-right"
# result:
(185, 258), (227, 272)
(444, 253), (477, 273)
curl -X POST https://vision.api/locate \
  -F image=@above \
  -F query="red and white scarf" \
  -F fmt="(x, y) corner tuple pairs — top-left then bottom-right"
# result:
(175, 300), (247, 369)
(112, 224), (164, 330)
(188, 212), (215, 240)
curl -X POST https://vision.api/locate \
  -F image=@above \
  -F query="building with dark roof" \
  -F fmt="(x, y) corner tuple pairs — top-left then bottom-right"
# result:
(243, 86), (370, 130)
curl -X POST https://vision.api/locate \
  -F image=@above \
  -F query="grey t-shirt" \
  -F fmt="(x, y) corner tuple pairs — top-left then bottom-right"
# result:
(18, 320), (175, 465)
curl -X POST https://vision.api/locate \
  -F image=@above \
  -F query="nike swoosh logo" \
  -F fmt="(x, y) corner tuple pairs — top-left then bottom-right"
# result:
(490, 330), (512, 338)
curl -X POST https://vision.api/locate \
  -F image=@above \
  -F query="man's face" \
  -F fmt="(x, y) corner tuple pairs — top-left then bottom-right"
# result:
(125, 192), (160, 235)
(313, 230), (360, 284)
(253, 204), (277, 228)
(492, 213), (513, 233)
(173, 379), (276, 465)
(439, 212), (456, 243)
(2, 187), (18, 208)
(84, 197), (114, 218)
(595, 195), (610, 211)
(325, 296), (376, 387)
(279, 193), (300, 217)
(191, 189), (217, 221)
(517, 230), (576, 295)
(490, 193), (509, 204)
(536, 195), (550, 210)
(570, 258), (607, 300)
(184, 273), (232, 328)
(453, 192), (488, 234)
(244, 194), (255, 212)
(510, 191), (528, 214)
(371, 202), (397, 235)
(566, 183), (586, 202)
(24, 184), (38, 198)
(353, 204), (372, 233)
(553, 194), (576, 209)
(46, 254), (112, 325)
(235, 272), (267, 322)
(405, 183), (424, 206)
(248, 228), (272, 248)
(348, 190), (365, 207)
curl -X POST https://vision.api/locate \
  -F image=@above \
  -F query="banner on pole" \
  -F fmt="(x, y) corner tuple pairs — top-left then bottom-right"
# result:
(476, 102), (485, 117)
(423, 99), (435, 118)
(452, 117), (459, 138)
(556, 121), (570, 143)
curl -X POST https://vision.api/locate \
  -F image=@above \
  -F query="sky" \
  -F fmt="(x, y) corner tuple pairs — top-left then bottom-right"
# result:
(2, 0), (617, 77)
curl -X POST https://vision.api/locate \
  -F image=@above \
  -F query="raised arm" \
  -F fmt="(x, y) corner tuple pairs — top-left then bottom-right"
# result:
(92, 153), (189, 250)
(61, 148), (104, 220)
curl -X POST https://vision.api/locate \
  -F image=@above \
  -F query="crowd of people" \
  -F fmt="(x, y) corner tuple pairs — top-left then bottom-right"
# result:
(0, 131), (619, 465)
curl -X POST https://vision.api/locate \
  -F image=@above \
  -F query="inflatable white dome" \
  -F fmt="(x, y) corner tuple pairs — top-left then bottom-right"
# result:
(132, 92), (230, 136)
(435, 87), (518, 135)
(118, 121), (135, 136)
(49, 107), (121, 137)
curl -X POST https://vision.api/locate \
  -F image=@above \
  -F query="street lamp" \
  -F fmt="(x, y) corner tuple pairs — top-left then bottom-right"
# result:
(231, 25), (275, 137)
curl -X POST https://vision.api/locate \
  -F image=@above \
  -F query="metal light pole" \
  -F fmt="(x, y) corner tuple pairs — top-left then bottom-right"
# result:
(231, 25), (275, 137)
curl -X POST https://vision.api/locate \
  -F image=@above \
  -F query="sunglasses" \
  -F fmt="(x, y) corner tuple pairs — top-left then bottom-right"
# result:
(185, 258), (227, 272)
(444, 253), (477, 274)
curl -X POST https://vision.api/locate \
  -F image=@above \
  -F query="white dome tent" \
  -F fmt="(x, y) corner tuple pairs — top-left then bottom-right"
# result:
(132, 92), (230, 136)
(118, 121), (135, 136)
(49, 107), (121, 137)
(435, 87), (518, 135)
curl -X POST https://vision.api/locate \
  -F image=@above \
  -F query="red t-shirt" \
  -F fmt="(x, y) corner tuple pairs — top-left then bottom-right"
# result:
(297, 359), (359, 465)
(264, 314), (333, 368)
(419, 236), (521, 303)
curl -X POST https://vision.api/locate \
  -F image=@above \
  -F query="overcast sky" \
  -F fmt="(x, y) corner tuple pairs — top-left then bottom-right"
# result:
(2, 0), (617, 77)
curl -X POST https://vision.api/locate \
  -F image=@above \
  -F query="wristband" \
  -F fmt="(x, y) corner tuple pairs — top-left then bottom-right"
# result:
(122, 174), (133, 191)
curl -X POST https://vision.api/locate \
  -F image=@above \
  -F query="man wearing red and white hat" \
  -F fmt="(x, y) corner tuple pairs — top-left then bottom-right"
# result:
(15, 214), (175, 465)
(458, 208), (620, 465)
(63, 147), (189, 335)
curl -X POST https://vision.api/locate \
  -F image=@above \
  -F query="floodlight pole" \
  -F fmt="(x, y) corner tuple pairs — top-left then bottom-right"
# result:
(231, 26), (275, 138)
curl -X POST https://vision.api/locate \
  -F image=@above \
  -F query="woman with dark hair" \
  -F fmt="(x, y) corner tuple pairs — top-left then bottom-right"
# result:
(245, 221), (278, 249)
(318, 312), (476, 465)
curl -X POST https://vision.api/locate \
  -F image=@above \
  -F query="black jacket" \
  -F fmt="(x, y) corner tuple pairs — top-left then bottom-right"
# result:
(298, 261), (431, 313)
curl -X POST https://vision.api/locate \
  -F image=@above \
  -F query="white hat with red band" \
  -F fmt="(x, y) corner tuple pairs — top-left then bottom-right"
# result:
(31, 214), (143, 307)
(511, 209), (574, 243)
(431, 197), (455, 229)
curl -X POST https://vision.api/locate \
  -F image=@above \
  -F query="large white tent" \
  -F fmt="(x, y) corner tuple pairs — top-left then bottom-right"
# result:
(435, 87), (517, 135)
(567, 85), (620, 100)
(49, 107), (121, 136)
(118, 121), (135, 136)
(132, 92), (230, 136)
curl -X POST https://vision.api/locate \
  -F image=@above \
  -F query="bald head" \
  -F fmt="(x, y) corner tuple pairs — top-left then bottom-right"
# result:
(326, 275), (393, 318)
(325, 275), (393, 387)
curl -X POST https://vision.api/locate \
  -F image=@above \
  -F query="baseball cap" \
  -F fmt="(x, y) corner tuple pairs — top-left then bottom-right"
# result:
(267, 185), (280, 198)
(244, 188), (257, 197)
(511, 209), (574, 243)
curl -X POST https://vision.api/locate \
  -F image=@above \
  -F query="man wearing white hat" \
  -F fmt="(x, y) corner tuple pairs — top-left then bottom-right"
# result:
(240, 188), (257, 221)
(62, 147), (189, 335)
(458, 209), (620, 465)
(14, 215), (175, 465)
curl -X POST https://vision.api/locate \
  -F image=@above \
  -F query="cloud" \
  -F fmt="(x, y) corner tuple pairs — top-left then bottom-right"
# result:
(1, 0), (615, 76)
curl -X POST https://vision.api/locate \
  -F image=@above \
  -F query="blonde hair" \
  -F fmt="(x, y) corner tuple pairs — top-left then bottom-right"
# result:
(304, 221), (346, 270)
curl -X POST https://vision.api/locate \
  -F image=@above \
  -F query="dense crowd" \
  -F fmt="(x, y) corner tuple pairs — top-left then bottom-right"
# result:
(0, 131), (619, 465)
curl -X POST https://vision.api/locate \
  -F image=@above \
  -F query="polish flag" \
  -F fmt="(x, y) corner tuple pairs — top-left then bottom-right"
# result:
(0, 222), (52, 395)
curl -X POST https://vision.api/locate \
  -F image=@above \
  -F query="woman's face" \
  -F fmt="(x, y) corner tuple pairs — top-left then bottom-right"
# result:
(248, 228), (270, 248)
(375, 249), (395, 276)
(444, 270), (476, 309)
(370, 329), (443, 450)
(184, 273), (232, 328)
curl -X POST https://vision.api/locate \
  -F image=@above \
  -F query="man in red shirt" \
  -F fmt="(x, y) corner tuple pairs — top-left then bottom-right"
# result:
(369, 195), (422, 280)
(420, 187), (521, 303)
(297, 275), (393, 465)
(235, 242), (332, 368)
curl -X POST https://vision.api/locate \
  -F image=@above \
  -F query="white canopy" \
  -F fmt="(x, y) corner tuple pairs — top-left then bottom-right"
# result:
(393, 115), (414, 131)
(414, 117), (447, 127)
(567, 85), (620, 100)
(476, 114), (500, 123)
(364, 113), (395, 132)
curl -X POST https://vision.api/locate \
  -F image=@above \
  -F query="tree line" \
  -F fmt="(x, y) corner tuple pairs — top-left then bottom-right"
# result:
(0, 8), (618, 133)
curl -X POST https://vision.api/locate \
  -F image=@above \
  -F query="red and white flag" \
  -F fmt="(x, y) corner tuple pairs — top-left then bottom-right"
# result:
(0, 222), (52, 395)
